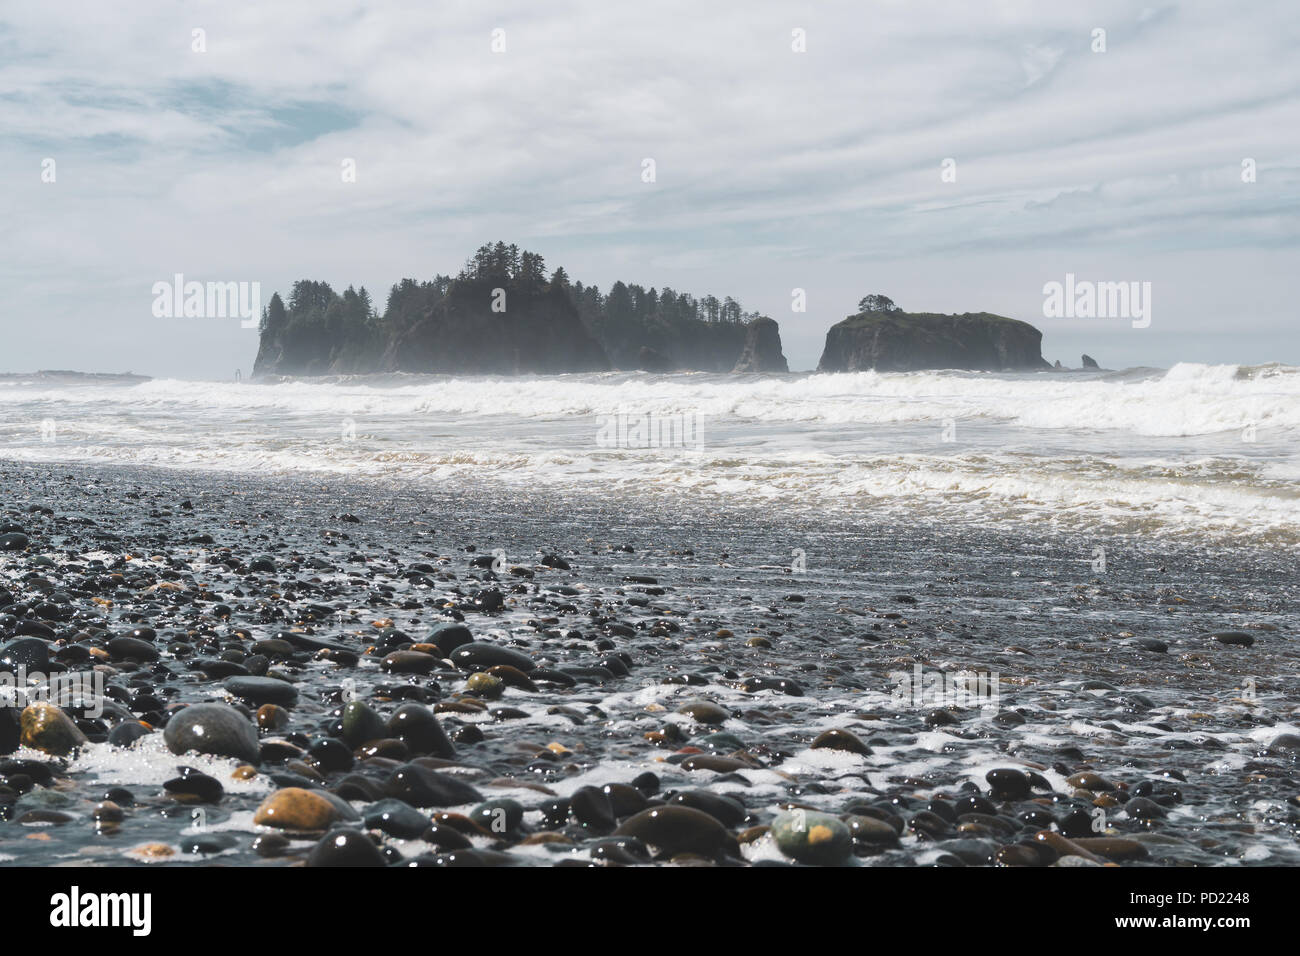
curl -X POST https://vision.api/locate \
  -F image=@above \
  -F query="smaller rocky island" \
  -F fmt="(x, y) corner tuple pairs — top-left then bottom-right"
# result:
(818, 295), (1049, 373)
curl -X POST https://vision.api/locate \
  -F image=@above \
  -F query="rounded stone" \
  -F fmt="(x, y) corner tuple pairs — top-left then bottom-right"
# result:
(613, 806), (735, 857)
(384, 762), (482, 808)
(253, 786), (358, 831)
(986, 768), (1033, 800)
(0, 637), (52, 674)
(428, 622), (474, 654)
(465, 672), (505, 699)
(362, 799), (430, 839)
(1209, 631), (1254, 647)
(450, 642), (535, 673)
(340, 700), (387, 747)
(470, 797), (524, 835)
(163, 703), (260, 763)
(771, 809), (852, 866)
(810, 728), (871, 756)
(19, 702), (88, 756)
(676, 699), (730, 725)
(0, 532), (30, 551)
(386, 703), (455, 758)
(381, 650), (437, 675)
(844, 814), (899, 846)
(223, 676), (299, 708)
(306, 827), (386, 867)
(106, 636), (159, 662)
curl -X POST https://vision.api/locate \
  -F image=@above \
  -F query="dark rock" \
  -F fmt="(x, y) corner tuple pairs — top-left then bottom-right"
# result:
(381, 650), (437, 674)
(307, 737), (355, 773)
(180, 832), (239, 855)
(163, 767), (224, 803)
(340, 700), (387, 747)
(614, 806), (736, 857)
(810, 728), (871, 756)
(363, 799), (431, 839)
(570, 786), (617, 832)
(844, 814), (899, 846)
(676, 699), (730, 725)
(470, 797), (524, 835)
(106, 637), (159, 662)
(163, 703), (260, 763)
(1209, 631), (1254, 647)
(450, 642), (535, 673)
(0, 708), (18, 755)
(669, 790), (746, 827)
(386, 703), (455, 758)
(223, 675), (298, 707)
(0, 533), (30, 551)
(741, 676), (803, 696)
(427, 622), (474, 654)
(732, 317), (789, 373)
(384, 763), (482, 808)
(985, 768), (1033, 801)
(0, 637), (51, 674)
(306, 827), (386, 867)
(818, 308), (1048, 372)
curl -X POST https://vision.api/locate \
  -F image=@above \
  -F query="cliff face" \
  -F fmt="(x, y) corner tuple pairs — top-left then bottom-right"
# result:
(817, 310), (1048, 373)
(732, 317), (789, 372)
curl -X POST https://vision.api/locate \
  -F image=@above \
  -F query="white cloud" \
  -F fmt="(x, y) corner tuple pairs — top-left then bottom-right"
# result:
(1, 0), (1297, 375)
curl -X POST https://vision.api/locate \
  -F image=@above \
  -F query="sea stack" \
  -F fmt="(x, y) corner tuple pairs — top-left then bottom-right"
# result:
(817, 296), (1048, 372)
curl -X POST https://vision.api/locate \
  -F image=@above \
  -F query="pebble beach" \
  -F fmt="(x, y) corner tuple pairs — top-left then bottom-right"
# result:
(2, 459), (1297, 867)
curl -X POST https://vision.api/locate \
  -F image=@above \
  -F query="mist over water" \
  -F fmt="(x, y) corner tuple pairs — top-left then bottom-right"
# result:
(1, 363), (1297, 544)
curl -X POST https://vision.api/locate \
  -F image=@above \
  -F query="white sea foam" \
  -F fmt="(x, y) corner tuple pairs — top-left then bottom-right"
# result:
(0, 365), (1296, 543)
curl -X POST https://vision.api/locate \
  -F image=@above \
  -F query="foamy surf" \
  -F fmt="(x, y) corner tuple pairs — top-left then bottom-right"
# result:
(0, 364), (1296, 544)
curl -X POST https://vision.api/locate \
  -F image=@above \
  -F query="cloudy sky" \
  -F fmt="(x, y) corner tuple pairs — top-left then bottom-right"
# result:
(3, 0), (1298, 376)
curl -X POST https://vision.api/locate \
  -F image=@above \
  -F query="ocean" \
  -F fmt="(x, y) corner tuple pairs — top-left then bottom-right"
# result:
(2, 363), (1297, 545)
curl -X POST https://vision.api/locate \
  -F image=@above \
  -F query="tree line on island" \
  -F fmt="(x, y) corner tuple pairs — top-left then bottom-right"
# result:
(254, 242), (781, 376)
(252, 242), (1057, 377)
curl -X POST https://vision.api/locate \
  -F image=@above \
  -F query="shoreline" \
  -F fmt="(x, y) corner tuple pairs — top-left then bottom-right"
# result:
(0, 459), (1296, 866)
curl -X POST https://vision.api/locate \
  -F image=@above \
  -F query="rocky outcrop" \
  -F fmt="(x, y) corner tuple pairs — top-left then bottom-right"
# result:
(379, 280), (608, 375)
(732, 317), (789, 373)
(1081, 354), (1099, 369)
(817, 309), (1048, 373)
(251, 244), (790, 377)
(254, 279), (608, 377)
(598, 319), (776, 372)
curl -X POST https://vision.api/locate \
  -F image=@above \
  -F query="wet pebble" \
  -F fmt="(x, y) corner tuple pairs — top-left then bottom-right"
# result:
(164, 703), (261, 763)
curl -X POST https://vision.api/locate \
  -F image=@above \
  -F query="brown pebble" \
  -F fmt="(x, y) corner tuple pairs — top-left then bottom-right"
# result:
(1033, 829), (1103, 863)
(253, 787), (350, 831)
(995, 844), (1044, 867)
(92, 801), (124, 823)
(1071, 837), (1149, 861)
(486, 664), (538, 691)
(520, 832), (574, 846)
(1067, 772), (1116, 792)
(810, 728), (871, 756)
(257, 704), (290, 731)
(132, 843), (174, 859)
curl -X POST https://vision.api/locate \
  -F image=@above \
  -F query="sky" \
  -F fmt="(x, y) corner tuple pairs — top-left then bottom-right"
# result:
(2, 0), (1298, 377)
